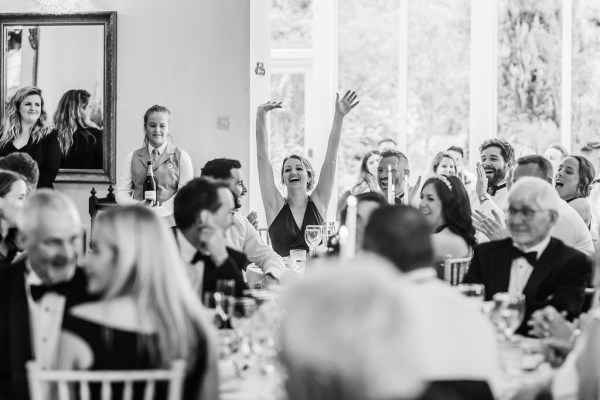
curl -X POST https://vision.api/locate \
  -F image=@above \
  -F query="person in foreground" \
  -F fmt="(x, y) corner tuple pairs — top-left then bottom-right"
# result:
(279, 260), (428, 400)
(363, 206), (501, 398)
(0, 86), (60, 189)
(57, 206), (219, 400)
(256, 91), (359, 257)
(0, 171), (28, 265)
(463, 177), (592, 336)
(174, 178), (249, 297)
(0, 190), (90, 400)
(0, 152), (40, 193)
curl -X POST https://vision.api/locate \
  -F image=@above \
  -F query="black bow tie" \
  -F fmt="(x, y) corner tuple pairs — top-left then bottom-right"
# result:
(30, 282), (70, 302)
(510, 246), (538, 267)
(487, 183), (507, 196)
(191, 251), (212, 265)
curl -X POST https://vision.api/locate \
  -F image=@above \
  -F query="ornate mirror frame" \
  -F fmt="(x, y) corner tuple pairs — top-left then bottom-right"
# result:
(0, 12), (117, 183)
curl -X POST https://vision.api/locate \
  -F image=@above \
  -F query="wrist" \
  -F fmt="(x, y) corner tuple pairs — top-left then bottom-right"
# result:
(478, 194), (490, 204)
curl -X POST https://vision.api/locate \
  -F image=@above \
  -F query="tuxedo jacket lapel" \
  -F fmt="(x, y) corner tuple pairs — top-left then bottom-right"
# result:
(523, 239), (558, 303)
(487, 240), (513, 295)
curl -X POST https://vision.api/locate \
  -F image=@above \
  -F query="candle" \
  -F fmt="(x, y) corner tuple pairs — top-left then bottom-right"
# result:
(387, 165), (394, 204)
(403, 173), (410, 206)
(341, 196), (357, 259)
(339, 226), (349, 259)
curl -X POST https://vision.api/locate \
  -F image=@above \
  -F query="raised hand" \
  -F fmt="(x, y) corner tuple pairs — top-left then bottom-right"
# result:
(247, 211), (259, 230)
(475, 162), (488, 198)
(257, 101), (282, 115)
(335, 90), (360, 117)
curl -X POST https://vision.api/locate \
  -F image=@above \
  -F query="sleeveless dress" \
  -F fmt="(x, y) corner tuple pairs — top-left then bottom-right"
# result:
(566, 196), (592, 230)
(268, 197), (324, 257)
(62, 313), (205, 400)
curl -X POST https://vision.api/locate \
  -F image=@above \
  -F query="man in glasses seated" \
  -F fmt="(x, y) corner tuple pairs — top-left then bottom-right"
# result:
(463, 177), (592, 336)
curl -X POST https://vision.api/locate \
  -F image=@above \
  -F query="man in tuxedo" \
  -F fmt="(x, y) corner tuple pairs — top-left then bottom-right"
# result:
(376, 149), (410, 205)
(200, 158), (284, 287)
(0, 190), (89, 400)
(471, 138), (515, 211)
(173, 177), (249, 298)
(463, 177), (592, 335)
(363, 206), (502, 399)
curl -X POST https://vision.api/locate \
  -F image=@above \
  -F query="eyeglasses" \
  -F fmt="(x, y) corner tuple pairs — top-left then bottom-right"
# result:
(505, 207), (550, 220)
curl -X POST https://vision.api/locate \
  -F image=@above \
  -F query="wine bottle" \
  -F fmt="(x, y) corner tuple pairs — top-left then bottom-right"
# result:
(143, 161), (157, 205)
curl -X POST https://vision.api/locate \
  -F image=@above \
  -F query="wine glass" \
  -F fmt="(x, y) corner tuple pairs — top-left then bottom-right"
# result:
(304, 225), (322, 257)
(491, 292), (525, 342)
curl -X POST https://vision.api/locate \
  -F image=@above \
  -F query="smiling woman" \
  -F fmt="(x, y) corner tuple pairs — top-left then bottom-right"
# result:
(0, 86), (60, 188)
(114, 105), (193, 226)
(555, 155), (595, 228)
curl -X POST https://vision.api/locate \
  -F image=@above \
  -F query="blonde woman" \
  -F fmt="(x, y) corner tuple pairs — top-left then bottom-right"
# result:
(0, 86), (60, 188)
(57, 206), (218, 400)
(53, 89), (103, 169)
(257, 91), (359, 257)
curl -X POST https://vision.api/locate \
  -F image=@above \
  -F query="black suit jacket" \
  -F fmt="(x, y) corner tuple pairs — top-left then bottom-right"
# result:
(200, 247), (250, 298)
(0, 259), (90, 400)
(463, 237), (592, 335)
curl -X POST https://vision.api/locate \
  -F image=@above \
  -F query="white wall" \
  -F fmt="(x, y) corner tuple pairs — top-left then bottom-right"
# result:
(0, 0), (252, 231)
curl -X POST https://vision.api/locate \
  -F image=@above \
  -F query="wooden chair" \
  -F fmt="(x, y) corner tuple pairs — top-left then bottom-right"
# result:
(442, 256), (472, 286)
(27, 360), (186, 400)
(89, 185), (118, 236)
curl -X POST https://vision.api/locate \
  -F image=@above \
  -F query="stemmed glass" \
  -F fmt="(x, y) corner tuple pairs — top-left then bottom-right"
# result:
(321, 221), (339, 252)
(304, 225), (322, 257)
(230, 297), (259, 375)
(491, 292), (526, 342)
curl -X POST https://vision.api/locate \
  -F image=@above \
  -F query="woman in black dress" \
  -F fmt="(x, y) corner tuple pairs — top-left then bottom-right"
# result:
(53, 89), (103, 169)
(57, 206), (219, 400)
(0, 86), (60, 188)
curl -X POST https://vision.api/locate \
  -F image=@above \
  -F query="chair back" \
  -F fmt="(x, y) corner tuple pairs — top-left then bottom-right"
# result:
(27, 360), (186, 400)
(89, 185), (119, 241)
(443, 256), (472, 286)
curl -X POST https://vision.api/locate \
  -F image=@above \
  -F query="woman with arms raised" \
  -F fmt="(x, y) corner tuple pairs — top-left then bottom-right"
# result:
(57, 206), (218, 400)
(0, 86), (60, 188)
(257, 91), (359, 257)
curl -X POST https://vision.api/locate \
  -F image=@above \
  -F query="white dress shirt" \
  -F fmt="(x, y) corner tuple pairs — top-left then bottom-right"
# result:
(25, 263), (74, 369)
(176, 230), (205, 294)
(406, 267), (502, 396)
(226, 212), (284, 279)
(552, 199), (594, 256)
(115, 142), (194, 220)
(508, 235), (551, 294)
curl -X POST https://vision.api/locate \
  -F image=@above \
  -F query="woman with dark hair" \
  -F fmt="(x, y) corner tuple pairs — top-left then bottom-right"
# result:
(350, 150), (380, 195)
(419, 175), (476, 262)
(256, 91), (359, 257)
(53, 89), (103, 169)
(115, 105), (193, 225)
(0, 170), (27, 265)
(555, 155), (595, 228)
(0, 86), (60, 188)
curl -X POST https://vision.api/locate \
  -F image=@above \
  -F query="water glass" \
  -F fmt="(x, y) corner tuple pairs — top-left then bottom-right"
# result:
(491, 292), (526, 342)
(289, 249), (307, 271)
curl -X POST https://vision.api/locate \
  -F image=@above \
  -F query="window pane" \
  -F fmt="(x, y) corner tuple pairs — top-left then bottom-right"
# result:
(270, 73), (306, 184)
(498, 0), (562, 157)
(408, 0), (470, 174)
(338, 0), (400, 192)
(572, 0), (600, 153)
(271, 0), (313, 49)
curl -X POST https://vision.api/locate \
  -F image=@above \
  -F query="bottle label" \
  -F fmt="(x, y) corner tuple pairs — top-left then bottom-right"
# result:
(144, 191), (156, 201)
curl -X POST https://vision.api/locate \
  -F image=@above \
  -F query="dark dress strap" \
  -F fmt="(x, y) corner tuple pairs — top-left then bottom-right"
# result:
(268, 197), (324, 257)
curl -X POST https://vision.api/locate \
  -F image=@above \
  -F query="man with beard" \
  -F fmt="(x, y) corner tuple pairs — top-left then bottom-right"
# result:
(471, 138), (515, 212)
(0, 190), (90, 400)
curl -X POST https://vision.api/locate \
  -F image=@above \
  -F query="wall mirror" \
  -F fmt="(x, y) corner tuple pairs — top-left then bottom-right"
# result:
(0, 12), (116, 183)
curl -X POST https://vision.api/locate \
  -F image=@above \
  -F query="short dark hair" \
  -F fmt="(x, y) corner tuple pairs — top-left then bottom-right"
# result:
(580, 142), (600, 153)
(0, 152), (39, 189)
(479, 138), (515, 166)
(571, 155), (595, 198)
(446, 146), (464, 158)
(363, 206), (433, 272)
(174, 178), (231, 230)
(379, 149), (409, 165)
(340, 191), (388, 224)
(201, 158), (242, 180)
(517, 155), (553, 183)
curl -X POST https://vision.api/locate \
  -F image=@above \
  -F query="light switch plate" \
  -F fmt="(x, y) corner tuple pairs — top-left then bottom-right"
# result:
(217, 116), (230, 130)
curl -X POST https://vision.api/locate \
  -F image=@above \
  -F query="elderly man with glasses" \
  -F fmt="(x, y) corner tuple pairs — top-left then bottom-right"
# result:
(463, 177), (592, 336)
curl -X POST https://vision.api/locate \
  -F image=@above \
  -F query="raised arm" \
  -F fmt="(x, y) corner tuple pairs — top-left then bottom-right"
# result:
(312, 91), (359, 213)
(256, 102), (284, 225)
